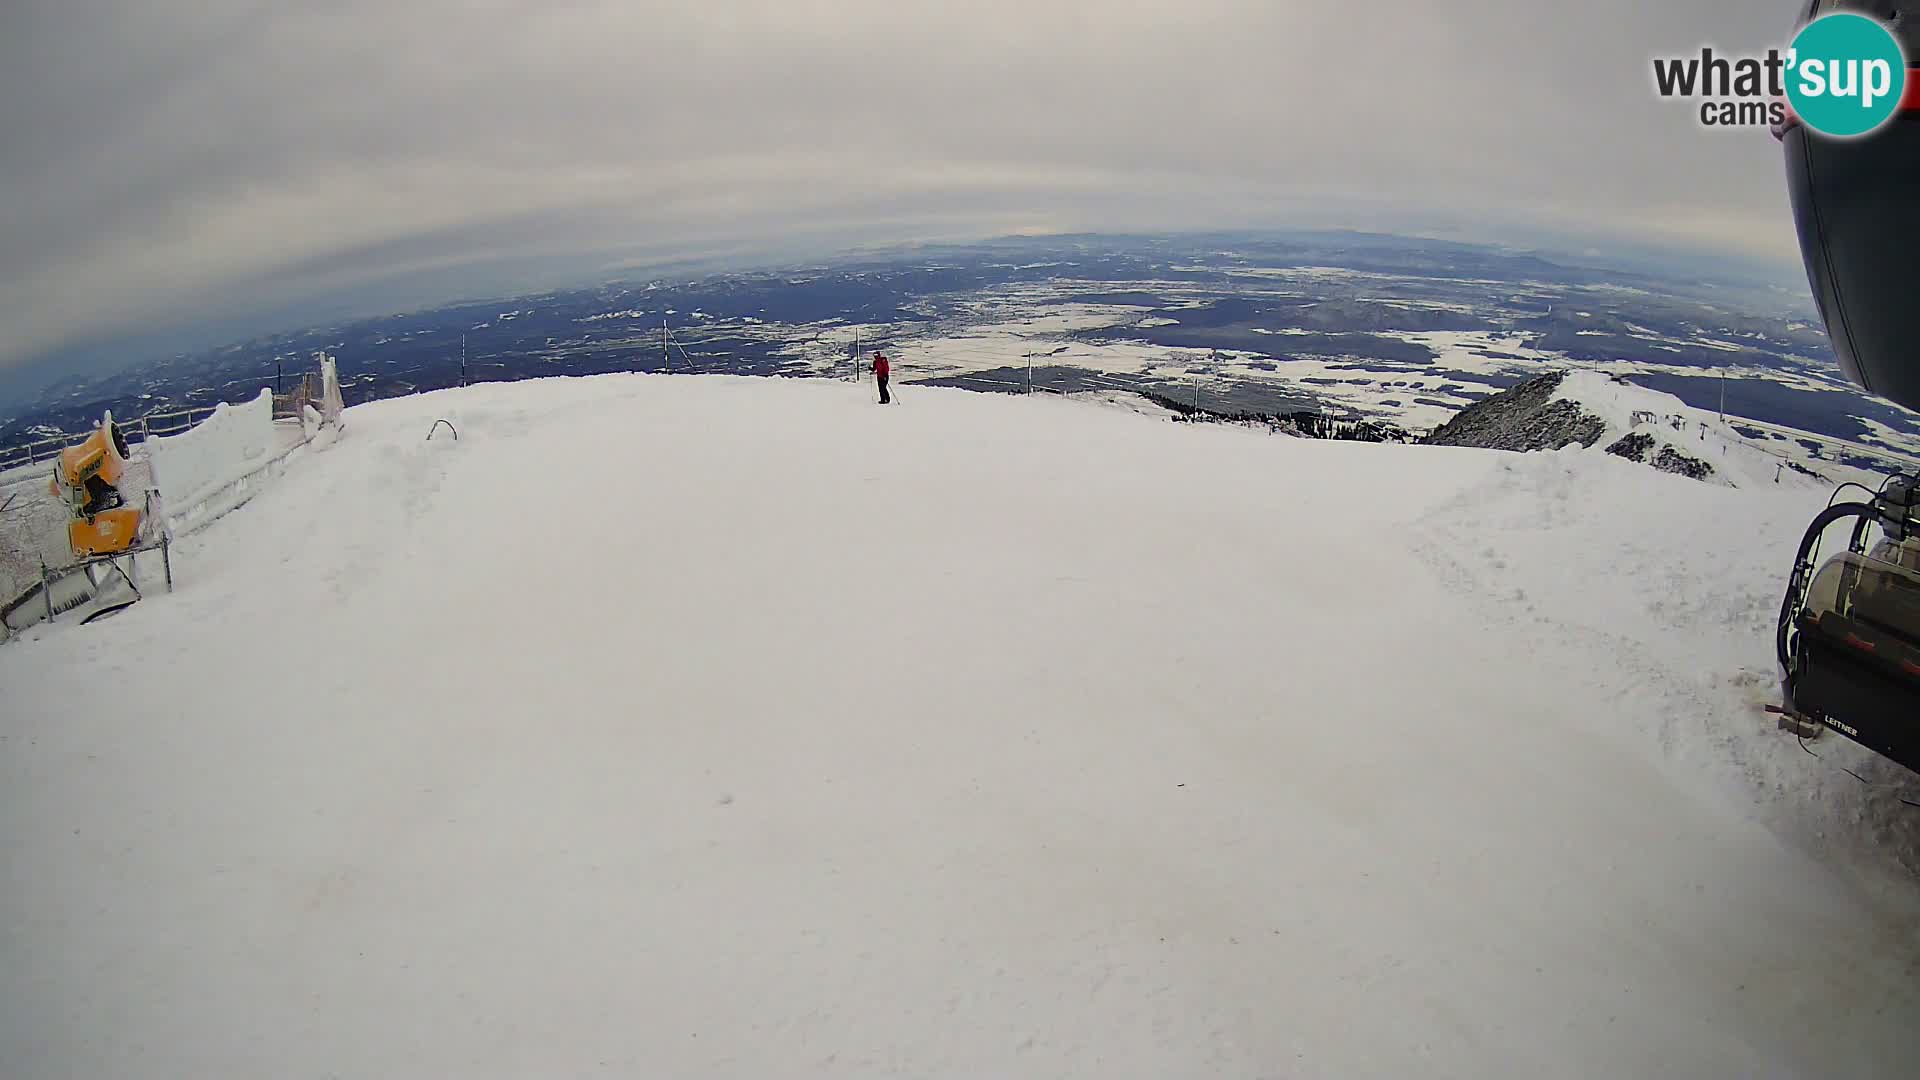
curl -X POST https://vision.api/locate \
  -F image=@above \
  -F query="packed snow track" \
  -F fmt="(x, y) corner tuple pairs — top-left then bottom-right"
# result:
(2, 374), (1916, 1077)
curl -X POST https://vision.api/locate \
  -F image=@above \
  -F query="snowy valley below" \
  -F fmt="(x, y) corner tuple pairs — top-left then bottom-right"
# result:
(3, 372), (1918, 1077)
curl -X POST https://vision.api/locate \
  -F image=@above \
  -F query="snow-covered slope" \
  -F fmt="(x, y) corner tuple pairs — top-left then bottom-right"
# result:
(1423, 369), (1883, 490)
(2, 374), (1917, 1078)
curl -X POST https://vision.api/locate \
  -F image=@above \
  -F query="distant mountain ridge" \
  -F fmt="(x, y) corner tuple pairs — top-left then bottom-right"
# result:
(1420, 371), (1816, 487)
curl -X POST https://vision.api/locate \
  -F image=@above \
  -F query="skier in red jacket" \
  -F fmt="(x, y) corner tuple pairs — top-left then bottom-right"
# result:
(871, 351), (892, 404)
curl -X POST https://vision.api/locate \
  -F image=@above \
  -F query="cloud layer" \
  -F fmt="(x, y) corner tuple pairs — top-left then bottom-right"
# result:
(2, 0), (1802, 378)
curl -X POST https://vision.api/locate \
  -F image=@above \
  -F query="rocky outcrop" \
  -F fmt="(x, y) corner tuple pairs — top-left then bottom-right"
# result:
(1652, 446), (1714, 480)
(1419, 373), (1607, 453)
(1605, 431), (1656, 462)
(1421, 370), (1719, 483)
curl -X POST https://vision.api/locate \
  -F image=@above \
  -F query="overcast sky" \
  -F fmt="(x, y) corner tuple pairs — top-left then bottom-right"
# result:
(2, 0), (1802, 388)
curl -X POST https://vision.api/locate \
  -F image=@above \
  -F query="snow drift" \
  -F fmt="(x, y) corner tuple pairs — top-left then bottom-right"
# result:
(2, 374), (1917, 1078)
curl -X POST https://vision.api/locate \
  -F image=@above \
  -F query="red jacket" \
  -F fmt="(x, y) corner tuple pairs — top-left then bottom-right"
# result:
(872, 355), (890, 378)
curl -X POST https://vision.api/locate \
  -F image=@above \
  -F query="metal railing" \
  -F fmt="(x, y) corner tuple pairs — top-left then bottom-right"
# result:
(136, 406), (222, 440)
(0, 404), (227, 473)
(0, 435), (73, 473)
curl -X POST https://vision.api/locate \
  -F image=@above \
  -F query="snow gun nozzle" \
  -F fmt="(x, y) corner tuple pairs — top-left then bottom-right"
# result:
(1879, 475), (1920, 542)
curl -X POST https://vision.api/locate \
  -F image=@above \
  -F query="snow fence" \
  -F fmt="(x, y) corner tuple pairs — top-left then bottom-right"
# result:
(144, 388), (290, 532)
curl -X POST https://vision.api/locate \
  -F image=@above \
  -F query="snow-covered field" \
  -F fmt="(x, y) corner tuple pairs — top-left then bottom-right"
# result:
(3, 374), (1917, 1077)
(752, 272), (1920, 470)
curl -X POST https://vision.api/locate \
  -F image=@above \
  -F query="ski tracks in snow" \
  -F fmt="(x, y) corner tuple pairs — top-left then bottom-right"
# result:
(1405, 448), (1920, 905)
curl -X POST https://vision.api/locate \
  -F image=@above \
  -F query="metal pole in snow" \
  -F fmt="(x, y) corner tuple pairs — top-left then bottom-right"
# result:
(1027, 352), (1034, 394)
(1719, 370), (1726, 423)
(462, 334), (468, 386)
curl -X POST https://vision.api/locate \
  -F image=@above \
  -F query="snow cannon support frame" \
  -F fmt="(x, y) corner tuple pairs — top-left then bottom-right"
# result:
(1776, 473), (1920, 774)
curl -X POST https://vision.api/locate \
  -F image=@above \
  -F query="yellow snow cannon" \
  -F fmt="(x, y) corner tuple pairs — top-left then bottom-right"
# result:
(48, 415), (144, 557)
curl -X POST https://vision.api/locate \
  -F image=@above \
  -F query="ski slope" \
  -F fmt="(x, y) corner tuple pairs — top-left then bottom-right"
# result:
(2, 374), (1917, 1077)
(1549, 369), (1900, 489)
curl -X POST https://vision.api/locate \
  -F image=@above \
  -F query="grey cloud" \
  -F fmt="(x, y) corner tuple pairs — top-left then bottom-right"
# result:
(1, 0), (1808, 381)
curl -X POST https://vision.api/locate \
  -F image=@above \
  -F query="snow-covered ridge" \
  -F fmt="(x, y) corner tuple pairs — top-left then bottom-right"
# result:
(1423, 369), (1855, 489)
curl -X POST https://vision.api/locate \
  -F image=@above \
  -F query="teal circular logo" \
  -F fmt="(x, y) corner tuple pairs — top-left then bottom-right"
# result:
(1787, 12), (1908, 137)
